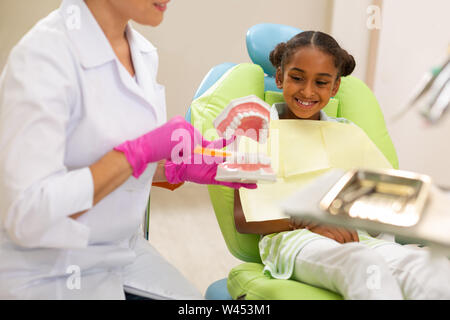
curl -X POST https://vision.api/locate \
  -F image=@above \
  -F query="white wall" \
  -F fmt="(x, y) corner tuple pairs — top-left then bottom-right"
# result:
(373, 0), (450, 187)
(0, 0), (333, 120)
(0, 0), (61, 65)
(330, 0), (372, 82)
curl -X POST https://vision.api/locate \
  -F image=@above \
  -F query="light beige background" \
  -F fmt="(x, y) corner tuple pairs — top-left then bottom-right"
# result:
(373, 0), (450, 188)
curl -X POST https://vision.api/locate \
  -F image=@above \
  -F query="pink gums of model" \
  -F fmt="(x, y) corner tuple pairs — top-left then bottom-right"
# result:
(213, 95), (276, 183)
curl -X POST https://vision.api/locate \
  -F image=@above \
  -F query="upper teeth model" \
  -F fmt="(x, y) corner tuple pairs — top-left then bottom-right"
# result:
(214, 95), (270, 144)
(213, 95), (276, 183)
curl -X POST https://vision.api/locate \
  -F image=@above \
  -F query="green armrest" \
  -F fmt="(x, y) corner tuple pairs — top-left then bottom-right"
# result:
(191, 63), (265, 263)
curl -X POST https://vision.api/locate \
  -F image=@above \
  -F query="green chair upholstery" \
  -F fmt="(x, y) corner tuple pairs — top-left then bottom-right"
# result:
(228, 263), (341, 300)
(190, 61), (398, 299)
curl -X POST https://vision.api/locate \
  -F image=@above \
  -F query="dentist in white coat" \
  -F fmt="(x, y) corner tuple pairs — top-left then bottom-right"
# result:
(0, 0), (254, 299)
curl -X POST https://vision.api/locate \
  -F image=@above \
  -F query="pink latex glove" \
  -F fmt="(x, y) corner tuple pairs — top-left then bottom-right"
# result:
(114, 116), (233, 178)
(164, 155), (258, 189)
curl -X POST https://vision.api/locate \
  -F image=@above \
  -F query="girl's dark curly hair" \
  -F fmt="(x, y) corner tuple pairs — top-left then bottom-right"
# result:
(269, 31), (356, 78)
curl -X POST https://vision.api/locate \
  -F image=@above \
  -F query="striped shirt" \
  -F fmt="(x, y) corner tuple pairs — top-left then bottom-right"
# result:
(259, 103), (393, 279)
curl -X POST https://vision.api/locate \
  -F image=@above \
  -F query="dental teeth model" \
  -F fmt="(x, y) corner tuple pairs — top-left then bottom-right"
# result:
(214, 95), (271, 144)
(213, 95), (276, 183)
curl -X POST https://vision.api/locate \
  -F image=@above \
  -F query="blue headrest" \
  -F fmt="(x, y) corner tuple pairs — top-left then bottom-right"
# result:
(246, 23), (302, 77)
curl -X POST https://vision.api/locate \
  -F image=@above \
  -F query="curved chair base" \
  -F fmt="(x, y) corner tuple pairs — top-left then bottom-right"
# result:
(205, 278), (233, 300)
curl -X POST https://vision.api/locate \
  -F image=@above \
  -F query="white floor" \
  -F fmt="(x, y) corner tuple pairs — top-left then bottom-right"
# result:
(147, 182), (242, 296)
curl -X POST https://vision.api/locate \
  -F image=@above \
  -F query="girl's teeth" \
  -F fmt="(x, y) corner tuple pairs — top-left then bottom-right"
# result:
(296, 98), (315, 106)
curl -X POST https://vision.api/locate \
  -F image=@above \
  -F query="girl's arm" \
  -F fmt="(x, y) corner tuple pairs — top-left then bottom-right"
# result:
(233, 189), (359, 243)
(233, 189), (293, 235)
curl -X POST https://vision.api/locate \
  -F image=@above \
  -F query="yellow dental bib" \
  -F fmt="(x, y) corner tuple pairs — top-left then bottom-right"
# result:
(239, 119), (393, 222)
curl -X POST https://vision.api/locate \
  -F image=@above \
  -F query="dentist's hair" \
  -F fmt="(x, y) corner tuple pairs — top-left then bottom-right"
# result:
(269, 31), (356, 78)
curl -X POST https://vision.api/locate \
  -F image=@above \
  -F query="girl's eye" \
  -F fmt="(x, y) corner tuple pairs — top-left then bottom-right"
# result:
(316, 81), (329, 86)
(291, 76), (303, 81)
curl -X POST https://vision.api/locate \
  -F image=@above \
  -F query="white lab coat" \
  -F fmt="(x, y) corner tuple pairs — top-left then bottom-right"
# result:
(0, 0), (202, 299)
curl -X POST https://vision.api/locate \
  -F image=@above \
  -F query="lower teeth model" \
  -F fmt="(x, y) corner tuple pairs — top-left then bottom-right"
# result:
(213, 95), (276, 183)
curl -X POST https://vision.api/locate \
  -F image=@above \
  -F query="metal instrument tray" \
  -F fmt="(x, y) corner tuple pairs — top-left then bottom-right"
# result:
(319, 169), (431, 227)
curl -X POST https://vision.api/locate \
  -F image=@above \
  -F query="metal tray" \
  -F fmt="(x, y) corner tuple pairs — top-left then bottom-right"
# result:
(319, 169), (432, 227)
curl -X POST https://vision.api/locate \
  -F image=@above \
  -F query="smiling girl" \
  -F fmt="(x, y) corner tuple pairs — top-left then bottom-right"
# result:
(271, 31), (354, 121)
(233, 31), (450, 299)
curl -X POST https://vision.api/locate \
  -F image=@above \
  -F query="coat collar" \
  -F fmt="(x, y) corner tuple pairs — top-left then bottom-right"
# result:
(59, 0), (156, 69)
(59, 0), (164, 125)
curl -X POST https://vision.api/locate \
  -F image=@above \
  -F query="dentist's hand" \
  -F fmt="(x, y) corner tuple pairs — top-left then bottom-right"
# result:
(164, 155), (258, 189)
(114, 116), (233, 178)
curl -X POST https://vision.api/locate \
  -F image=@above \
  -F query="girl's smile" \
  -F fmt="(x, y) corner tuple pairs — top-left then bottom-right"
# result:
(294, 97), (319, 109)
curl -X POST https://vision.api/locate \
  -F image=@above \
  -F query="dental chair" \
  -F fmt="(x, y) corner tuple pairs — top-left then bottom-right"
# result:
(186, 24), (399, 300)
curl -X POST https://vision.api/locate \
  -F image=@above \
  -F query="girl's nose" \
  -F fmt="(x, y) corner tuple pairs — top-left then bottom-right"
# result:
(300, 82), (315, 98)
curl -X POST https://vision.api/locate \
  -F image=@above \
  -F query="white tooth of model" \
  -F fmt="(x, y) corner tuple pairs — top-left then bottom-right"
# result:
(236, 153), (246, 164)
(259, 124), (269, 144)
(257, 156), (264, 165)
(226, 121), (238, 135)
(224, 128), (234, 139)
(258, 154), (268, 165)
(248, 153), (258, 164)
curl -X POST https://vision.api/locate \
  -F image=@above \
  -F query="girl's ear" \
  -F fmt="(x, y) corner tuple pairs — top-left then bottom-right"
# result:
(331, 77), (341, 97)
(275, 67), (283, 89)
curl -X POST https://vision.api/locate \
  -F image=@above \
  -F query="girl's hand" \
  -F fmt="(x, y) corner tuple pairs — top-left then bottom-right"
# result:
(307, 225), (359, 244)
(289, 218), (319, 230)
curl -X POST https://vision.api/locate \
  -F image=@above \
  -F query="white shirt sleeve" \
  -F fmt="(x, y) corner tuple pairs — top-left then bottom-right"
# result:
(0, 29), (93, 248)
